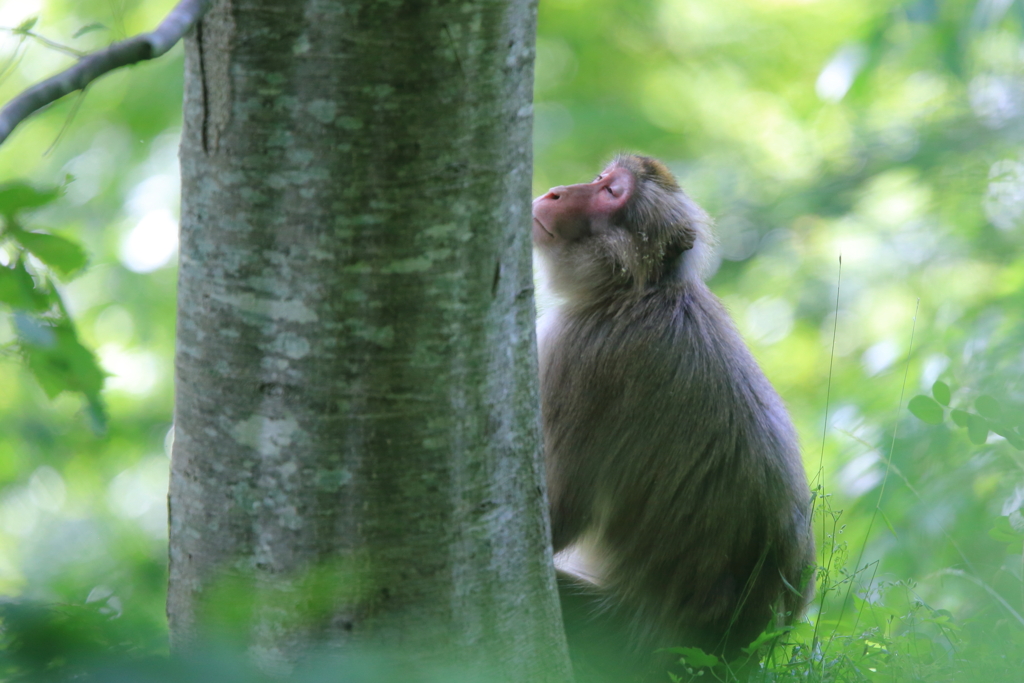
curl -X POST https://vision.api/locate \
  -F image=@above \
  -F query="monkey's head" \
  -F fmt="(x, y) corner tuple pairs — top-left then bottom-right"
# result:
(532, 154), (714, 304)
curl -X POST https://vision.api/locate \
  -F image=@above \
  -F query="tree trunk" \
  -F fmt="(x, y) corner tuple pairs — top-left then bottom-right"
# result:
(167, 0), (570, 680)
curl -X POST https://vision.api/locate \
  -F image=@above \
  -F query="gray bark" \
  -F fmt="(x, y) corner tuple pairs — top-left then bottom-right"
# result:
(167, 1), (570, 680)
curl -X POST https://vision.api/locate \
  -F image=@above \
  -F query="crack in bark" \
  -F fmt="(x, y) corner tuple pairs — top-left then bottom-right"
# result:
(195, 19), (209, 154)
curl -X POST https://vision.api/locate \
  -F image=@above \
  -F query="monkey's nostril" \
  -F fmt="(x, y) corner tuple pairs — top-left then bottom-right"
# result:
(550, 193), (560, 200)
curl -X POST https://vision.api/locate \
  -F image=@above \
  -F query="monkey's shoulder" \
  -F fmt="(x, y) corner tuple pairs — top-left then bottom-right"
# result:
(542, 283), (791, 430)
(552, 283), (742, 361)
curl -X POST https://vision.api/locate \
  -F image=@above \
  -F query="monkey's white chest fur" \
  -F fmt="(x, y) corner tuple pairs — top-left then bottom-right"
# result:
(535, 308), (563, 371)
(554, 537), (603, 586)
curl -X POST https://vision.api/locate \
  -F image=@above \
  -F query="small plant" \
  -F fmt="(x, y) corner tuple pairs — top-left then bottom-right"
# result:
(0, 179), (105, 430)
(908, 381), (1024, 451)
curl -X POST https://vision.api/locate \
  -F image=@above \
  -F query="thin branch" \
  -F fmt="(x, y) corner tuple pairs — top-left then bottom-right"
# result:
(0, 0), (215, 146)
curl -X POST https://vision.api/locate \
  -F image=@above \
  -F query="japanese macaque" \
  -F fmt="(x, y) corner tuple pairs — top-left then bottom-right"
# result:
(532, 155), (815, 680)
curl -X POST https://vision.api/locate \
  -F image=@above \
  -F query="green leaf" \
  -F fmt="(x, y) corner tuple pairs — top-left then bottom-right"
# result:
(879, 509), (898, 539)
(967, 414), (989, 445)
(14, 17), (38, 33)
(22, 322), (105, 400)
(950, 409), (969, 428)
(908, 395), (944, 425)
(976, 394), (1002, 420)
(0, 261), (49, 311)
(931, 380), (950, 406)
(991, 423), (1024, 450)
(990, 421), (1016, 439)
(743, 627), (793, 653)
(72, 22), (107, 39)
(661, 647), (719, 668)
(23, 344), (67, 399)
(0, 182), (59, 216)
(13, 230), (88, 278)
(990, 516), (1024, 543)
(1011, 405), (1024, 430)
(1011, 430), (1024, 451)
(0, 263), (33, 309)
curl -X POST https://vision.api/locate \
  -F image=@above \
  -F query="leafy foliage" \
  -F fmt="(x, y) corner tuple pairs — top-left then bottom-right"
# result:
(909, 382), (1024, 449)
(0, 180), (104, 430)
(0, 0), (1023, 681)
(12, 230), (88, 279)
(0, 183), (59, 216)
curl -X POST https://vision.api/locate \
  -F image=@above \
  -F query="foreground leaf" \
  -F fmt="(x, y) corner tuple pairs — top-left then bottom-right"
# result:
(0, 182), (59, 216)
(13, 230), (88, 278)
(662, 647), (719, 669)
(908, 395), (944, 425)
(73, 22), (107, 38)
(976, 394), (1002, 420)
(967, 414), (989, 445)
(0, 261), (49, 311)
(16, 316), (106, 430)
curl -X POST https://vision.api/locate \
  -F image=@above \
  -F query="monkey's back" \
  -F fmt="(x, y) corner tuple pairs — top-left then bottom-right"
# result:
(540, 279), (814, 655)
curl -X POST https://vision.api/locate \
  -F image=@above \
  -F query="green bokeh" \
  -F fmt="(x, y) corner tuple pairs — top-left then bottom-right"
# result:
(2, 0), (1024, 678)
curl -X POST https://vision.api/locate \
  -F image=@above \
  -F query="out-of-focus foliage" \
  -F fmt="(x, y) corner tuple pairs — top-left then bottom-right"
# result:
(0, 0), (181, 650)
(2, 0), (1024, 679)
(0, 178), (106, 431)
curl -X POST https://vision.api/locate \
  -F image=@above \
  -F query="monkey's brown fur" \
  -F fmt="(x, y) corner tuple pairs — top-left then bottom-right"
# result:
(533, 155), (815, 676)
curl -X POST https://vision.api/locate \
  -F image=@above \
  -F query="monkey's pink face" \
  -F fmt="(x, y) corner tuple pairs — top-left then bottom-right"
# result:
(532, 165), (634, 246)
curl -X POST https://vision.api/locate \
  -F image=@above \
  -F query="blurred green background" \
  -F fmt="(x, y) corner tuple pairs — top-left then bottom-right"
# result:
(2, 0), (1024, 678)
